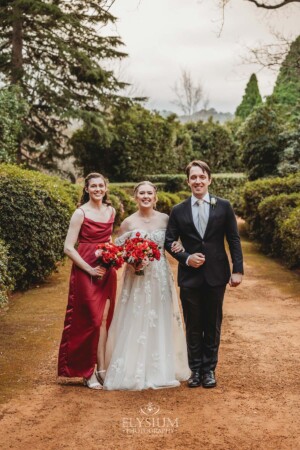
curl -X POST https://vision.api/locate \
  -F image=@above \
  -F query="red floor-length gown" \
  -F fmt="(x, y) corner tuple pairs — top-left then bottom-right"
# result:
(58, 209), (117, 379)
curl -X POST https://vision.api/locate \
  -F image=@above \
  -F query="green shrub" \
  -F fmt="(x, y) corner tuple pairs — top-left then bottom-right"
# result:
(109, 186), (136, 217)
(210, 175), (246, 215)
(156, 192), (181, 215)
(242, 172), (300, 236)
(281, 207), (300, 268)
(164, 177), (187, 192)
(176, 190), (191, 201)
(109, 194), (124, 227)
(145, 175), (187, 192)
(0, 239), (13, 306)
(0, 164), (77, 290)
(257, 193), (300, 256)
(145, 173), (246, 212)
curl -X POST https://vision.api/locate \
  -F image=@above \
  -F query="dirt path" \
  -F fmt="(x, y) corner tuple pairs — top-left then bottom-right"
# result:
(0, 235), (299, 450)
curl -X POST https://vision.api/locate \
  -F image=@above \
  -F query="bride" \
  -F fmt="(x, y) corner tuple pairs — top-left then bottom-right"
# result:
(103, 181), (190, 390)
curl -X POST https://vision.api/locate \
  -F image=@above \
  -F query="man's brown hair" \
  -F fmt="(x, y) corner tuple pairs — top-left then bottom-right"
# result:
(185, 160), (211, 179)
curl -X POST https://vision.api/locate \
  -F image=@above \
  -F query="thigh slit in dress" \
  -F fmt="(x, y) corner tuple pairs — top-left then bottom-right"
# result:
(58, 212), (117, 379)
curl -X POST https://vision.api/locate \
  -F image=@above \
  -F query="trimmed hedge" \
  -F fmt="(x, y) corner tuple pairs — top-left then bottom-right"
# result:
(145, 173), (247, 214)
(110, 186), (183, 219)
(281, 207), (300, 268)
(210, 175), (246, 215)
(156, 192), (181, 215)
(109, 193), (123, 228)
(110, 187), (136, 218)
(0, 239), (13, 306)
(0, 164), (79, 290)
(257, 193), (300, 257)
(242, 173), (300, 237)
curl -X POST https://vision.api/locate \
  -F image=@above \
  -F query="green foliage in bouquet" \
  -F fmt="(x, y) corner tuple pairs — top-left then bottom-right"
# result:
(0, 164), (79, 290)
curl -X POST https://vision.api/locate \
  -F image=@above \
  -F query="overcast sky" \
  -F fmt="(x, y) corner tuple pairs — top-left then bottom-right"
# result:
(108, 0), (300, 114)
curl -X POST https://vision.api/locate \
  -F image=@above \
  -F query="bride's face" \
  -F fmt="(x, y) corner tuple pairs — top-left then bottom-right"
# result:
(135, 184), (156, 209)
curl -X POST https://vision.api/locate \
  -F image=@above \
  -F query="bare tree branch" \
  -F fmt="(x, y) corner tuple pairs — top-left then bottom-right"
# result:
(220, 0), (299, 9)
(172, 69), (204, 116)
(242, 32), (299, 71)
(246, 0), (299, 9)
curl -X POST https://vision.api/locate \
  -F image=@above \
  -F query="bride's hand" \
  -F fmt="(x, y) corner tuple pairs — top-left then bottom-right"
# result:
(171, 241), (185, 253)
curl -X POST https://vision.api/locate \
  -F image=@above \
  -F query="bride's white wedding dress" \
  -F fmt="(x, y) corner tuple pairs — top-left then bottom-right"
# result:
(104, 229), (190, 390)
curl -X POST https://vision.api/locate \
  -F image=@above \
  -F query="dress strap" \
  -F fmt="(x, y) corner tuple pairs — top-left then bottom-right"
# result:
(78, 207), (85, 217)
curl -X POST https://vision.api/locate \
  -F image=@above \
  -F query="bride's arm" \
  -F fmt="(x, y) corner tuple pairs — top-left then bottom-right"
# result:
(114, 217), (131, 246)
(116, 217), (130, 237)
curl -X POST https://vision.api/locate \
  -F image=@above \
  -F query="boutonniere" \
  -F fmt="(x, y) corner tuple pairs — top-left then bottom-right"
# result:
(210, 197), (217, 209)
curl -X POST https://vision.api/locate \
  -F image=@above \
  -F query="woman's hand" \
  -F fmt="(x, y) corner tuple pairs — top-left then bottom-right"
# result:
(171, 241), (185, 253)
(88, 265), (107, 278)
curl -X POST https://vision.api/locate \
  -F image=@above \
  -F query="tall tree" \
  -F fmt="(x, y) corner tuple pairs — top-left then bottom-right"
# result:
(238, 104), (282, 180)
(185, 119), (241, 172)
(235, 74), (262, 120)
(71, 105), (192, 180)
(172, 69), (205, 116)
(0, 0), (127, 165)
(268, 35), (300, 122)
(0, 86), (27, 163)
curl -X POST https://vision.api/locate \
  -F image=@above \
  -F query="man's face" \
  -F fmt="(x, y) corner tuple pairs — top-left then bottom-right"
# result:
(187, 165), (211, 199)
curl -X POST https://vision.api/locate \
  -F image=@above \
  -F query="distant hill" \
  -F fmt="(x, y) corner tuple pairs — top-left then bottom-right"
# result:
(158, 108), (233, 124)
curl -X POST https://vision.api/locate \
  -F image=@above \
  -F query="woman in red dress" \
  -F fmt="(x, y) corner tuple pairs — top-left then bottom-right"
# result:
(58, 173), (117, 389)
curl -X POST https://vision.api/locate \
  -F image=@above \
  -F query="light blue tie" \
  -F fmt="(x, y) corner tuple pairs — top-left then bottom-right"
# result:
(197, 199), (207, 237)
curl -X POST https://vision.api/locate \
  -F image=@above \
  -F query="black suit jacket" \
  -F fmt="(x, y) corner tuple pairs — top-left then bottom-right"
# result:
(165, 196), (244, 288)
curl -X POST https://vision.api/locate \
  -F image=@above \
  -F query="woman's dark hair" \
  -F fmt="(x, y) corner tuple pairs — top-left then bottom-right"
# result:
(79, 173), (111, 206)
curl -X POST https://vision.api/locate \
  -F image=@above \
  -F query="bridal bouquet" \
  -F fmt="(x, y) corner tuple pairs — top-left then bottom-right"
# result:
(123, 232), (161, 276)
(95, 242), (125, 278)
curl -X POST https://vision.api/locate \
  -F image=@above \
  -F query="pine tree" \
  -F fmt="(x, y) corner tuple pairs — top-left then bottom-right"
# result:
(238, 104), (282, 180)
(0, 0), (127, 166)
(269, 35), (300, 123)
(235, 74), (262, 120)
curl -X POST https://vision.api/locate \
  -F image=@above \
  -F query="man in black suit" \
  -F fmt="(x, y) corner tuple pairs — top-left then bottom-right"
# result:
(165, 160), (243, 388)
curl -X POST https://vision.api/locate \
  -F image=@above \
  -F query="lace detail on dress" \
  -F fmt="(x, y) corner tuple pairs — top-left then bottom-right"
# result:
(104, 228), (190, 390)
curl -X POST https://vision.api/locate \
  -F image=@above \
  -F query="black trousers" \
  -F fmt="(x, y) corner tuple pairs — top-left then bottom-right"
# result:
(180, 282), (226, 373)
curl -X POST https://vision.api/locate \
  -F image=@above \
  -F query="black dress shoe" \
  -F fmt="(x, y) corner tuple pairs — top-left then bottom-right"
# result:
(202, 370), (216, 388)
(188, 371), (202, 388)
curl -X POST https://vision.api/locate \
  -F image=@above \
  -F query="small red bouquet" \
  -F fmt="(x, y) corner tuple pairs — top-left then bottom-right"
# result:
(95, 242), (125, 278)
(123, 232), (161, 275)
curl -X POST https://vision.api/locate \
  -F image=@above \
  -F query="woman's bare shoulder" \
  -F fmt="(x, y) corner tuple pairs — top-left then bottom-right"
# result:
(155, 211), (169, 225)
